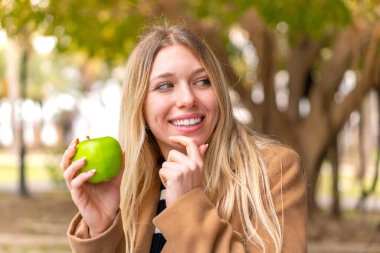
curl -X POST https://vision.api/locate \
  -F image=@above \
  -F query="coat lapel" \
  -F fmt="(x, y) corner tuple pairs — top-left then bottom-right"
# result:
(134, 175), (161, 252)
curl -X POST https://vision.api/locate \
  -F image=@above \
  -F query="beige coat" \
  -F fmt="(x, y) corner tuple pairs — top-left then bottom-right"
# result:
(67, 146), (307, 252)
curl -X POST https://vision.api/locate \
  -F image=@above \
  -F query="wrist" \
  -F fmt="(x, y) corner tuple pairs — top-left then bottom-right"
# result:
(89, 224), (109, 238)
(88, 210), (119, 238)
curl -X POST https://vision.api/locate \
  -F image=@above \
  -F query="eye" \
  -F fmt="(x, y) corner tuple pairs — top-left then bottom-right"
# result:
(155, 82), (174, 92)
(195, 78), (211, 87)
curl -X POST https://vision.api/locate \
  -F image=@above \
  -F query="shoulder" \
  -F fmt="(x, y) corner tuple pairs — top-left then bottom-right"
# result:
(260, 145), (301, 169)
(244, 127), (302, 173)
(259, 145), (305, 188)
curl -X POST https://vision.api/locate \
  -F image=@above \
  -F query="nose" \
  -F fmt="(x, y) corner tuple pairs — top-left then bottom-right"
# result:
(175, 84), (197, 108)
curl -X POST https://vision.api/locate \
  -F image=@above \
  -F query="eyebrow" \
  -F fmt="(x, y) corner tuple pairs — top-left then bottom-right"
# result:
(149, 67), (207, 84)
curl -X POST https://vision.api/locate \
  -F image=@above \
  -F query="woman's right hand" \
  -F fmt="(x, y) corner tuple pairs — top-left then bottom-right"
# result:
(60, 137), (123, 238)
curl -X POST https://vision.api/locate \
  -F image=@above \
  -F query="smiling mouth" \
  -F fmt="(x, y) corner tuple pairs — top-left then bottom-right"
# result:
(170, 117), (204, 127)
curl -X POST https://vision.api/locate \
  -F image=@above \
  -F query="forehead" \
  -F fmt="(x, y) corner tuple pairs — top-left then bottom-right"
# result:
(150, 45), (203, 74)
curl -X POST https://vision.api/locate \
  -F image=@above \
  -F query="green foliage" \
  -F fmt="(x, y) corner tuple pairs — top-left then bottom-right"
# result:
(345, 0), (379, 21)
(45, 0), (144, 63)
(0, 1), (374, 68)
(26, 52), (82, 100)
(253, 0), (351, 36)
(185, 0), (247, 24)
(186, 0), (352, 41)
(0, 0), (145, 64)
(0, 0), (46, 41)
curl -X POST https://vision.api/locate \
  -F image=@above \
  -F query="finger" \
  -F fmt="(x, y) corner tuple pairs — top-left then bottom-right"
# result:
(159, 167), (168, 188)
(167, 146), (204, 172)
(163, 157), (198, 175)
(199, 144), (209, 159)
(162, 161), (188, 172)
(68, 137), (79, 147)
(168, 136), (203, 163)
(167, 149), (190, 163)
(71, 169), (96, 189)
(63, 157), (86, 188)
(159, 167), (178, 188)
(60, 138), (79, 170)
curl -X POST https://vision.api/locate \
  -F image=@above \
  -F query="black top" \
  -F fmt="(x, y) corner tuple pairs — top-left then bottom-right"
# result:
(150, 183), (167, 253)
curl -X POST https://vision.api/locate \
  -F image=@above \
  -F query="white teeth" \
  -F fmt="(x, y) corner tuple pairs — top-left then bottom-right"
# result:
(172, 117), (202, 126)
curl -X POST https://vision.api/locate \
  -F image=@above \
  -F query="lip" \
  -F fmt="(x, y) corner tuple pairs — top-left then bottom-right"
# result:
(168, 113), (205, 121)
(168, 113), (205, 133)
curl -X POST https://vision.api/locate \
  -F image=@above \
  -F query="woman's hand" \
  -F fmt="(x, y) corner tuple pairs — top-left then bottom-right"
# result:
(159, 136), (208, 207)
(60, 137), (123, 237)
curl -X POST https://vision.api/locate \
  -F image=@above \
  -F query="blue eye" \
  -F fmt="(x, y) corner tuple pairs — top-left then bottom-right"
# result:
(156, 82), (174, 91)
(195, 78), (211, 87)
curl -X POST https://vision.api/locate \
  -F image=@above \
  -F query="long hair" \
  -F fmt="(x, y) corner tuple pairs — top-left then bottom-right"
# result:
(119, 24), (283, 252)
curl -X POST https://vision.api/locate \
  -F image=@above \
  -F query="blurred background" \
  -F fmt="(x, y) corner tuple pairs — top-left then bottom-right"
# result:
(0, 0), (380, 252)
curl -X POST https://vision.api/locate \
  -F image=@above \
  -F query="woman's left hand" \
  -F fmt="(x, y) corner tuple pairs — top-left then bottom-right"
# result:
(159, 136), (208, 207)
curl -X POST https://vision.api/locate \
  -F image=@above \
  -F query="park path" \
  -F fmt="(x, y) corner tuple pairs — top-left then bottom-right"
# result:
(1, 233), (380, 253)
(1, 179), (380, 252)
(0, 233), (68, 245)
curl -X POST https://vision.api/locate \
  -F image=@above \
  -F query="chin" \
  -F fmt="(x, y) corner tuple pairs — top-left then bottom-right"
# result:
(193, 136), (208, 146)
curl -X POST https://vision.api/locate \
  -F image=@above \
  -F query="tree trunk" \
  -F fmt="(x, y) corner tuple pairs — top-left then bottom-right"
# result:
(18, 47), (28, 196)
(329, 138), (341, 218)
(357, 88), (380, 208)
(6, 39), (28, 196)
(148, 3), (380, 216)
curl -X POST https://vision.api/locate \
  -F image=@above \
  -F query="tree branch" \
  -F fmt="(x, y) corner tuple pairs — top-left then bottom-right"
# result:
(240, 8), (282, 132)
(331, 22), (380, 129)
(287, 37), (321, 120)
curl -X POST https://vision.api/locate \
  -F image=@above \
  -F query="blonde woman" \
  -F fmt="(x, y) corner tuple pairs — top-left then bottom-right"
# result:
(61, 24), (307, 253)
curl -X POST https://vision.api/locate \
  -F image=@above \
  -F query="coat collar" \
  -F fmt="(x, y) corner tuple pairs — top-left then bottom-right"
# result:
(134, 174), (161, 252)
(132, 174), (244, 252)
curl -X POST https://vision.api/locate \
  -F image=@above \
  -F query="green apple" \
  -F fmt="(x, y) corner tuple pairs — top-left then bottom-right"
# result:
(73, 136), (123, 183)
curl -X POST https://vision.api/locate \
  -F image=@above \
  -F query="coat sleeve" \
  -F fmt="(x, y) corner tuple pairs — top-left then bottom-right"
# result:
(67, 210), (126, 253)
(153, 146), (307, 253)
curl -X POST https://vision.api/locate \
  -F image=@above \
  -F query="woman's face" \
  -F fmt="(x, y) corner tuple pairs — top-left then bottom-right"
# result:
(144, 45), (219, 158)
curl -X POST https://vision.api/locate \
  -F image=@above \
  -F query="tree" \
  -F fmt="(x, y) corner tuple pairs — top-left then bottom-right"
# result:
(0, 0), (47, 196)
(2, 1), (379, 215)
(143, 0), (380, 216)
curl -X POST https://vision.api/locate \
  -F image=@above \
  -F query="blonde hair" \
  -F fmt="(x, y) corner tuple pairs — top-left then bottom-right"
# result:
(119, 24), (283, 252)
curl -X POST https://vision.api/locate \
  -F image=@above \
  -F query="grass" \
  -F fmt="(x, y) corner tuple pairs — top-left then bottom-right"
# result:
(0, 245), (71, 253)
(0, 147), (379, 253)
(0, 148), (66, 189)
(316, 161), (380, 203)
(0, 189), (77, 253)
(1, 147), (380, 203)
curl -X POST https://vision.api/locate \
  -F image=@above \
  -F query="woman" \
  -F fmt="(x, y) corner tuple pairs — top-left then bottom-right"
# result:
(61, 24), (307, 253)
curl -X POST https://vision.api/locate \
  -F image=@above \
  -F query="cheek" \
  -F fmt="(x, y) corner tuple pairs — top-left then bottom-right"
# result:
(207, 92), (219, 117)
(210, 95), (220, 127)
(143, 98), (156, 127)
(142, 101), (150, 125)
(210, 106), (219, 129)
(144, 99), (169, 126)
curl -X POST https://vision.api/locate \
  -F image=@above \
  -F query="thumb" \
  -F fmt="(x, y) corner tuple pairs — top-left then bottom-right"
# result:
(199, 144), (209, 159)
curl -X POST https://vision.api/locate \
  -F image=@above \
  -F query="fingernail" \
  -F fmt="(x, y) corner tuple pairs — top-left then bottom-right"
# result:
(69, 138), (78, 149)
(205, 144), (209, 150)
(88, 169), (96, 174)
